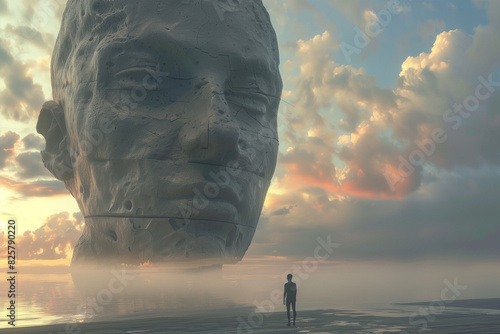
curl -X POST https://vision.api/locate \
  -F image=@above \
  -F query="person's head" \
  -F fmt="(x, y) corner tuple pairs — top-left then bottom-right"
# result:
(287, 274), (293, 282)
(37, 0), (282, 265)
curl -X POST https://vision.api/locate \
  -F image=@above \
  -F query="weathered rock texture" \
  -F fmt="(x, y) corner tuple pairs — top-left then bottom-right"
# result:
(36, 0), (282, 266)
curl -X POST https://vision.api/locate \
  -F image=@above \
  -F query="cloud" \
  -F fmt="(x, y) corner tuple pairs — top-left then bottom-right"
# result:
(0, 0), (8, 16)
(417, 19), (445, 44)
(335, 22), (500, 196)
(286, 4), (500, 198)
(286, 30), (340, 136)
(267, 0), (500, 207)
(53, 0), (67, 21)
(422, 2), (435, 11)
(468, 0), (500, 69)
(278, 29), (417, 198)
(278, 136), (339, 195)
(337, 124), (423, 198)
(3, 24), (56, 53)
(270, 205), (295, 216)
(254, 168), (500, 261)
(260, 188), (339, 248)
(327, 0), (372, 27)
(287, 0), (315, 12)
(0, 212), (84, 260)
(19, 0), (68, 23)
(22, 133), (45, 150)
(393, 27), (500, 172)
(15, 151), (52, 179)
(0, 175), (67, 197)
(263, 0), (338, 56)
(255, 1), (500, 262)
(263, 0), (315, 17)
(0, 39), (45, 122)
(0, 131), (19, 169)
(0, 131), (52, 179)
(326, 0), (410, 28)
(0, 41), (13, 66)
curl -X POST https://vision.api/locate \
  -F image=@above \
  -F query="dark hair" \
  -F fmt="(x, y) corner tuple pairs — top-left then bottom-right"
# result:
(287, 274), (292, 280)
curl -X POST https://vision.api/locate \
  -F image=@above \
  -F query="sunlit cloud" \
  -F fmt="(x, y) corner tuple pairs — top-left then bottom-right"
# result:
(0, 211), (83, 260)
(0, 130), (20, 168)
(0, 175), (66, 197)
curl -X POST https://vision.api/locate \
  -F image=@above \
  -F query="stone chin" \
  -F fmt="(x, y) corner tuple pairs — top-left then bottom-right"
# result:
(71, 218), (259, 268)
(73, 216), (256, 267)
(70, 159), (270, 267)
(66, 136), (273, 266)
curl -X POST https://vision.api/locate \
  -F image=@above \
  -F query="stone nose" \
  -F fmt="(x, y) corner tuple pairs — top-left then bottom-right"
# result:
(179, 81), (241, 167)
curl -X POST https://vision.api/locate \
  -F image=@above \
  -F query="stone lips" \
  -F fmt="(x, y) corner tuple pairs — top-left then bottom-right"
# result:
(75, 159), (266, 223)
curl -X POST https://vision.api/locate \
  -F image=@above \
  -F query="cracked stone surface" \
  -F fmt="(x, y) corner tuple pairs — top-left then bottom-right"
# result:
(36, 0), (282, 267)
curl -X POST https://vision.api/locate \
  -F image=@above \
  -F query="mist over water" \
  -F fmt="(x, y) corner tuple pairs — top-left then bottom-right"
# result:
(2, 259), (500, 329)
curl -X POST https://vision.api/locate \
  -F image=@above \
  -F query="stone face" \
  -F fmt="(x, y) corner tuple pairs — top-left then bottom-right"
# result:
(36, 0), (282, 266)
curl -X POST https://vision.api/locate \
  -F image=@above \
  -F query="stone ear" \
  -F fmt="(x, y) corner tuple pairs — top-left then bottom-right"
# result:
(36, 101), (74, 181)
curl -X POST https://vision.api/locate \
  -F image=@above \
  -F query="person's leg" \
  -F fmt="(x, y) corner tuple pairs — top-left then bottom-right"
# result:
(292, 300), (296, 325)
(286, 300), (291, 325)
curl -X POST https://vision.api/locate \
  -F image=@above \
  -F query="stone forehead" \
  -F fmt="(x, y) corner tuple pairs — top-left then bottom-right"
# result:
(58, 0), (274, 41)
(51, 0), (280, 102)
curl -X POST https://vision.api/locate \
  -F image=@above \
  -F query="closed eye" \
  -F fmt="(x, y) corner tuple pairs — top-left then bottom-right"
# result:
(226, 89), (271, 115)
(113, 67), (165, 90)
(112, 68), (194, 93)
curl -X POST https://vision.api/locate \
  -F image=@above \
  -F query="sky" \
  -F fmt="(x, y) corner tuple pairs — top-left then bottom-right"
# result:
(0, 0), (500, 268)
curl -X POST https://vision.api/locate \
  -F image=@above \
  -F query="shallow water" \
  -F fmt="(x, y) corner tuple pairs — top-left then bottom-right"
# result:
(2, 260), (500, 332)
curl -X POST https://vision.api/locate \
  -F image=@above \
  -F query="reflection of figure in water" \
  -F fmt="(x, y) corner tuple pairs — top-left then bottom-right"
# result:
(283, 273), (297, 326)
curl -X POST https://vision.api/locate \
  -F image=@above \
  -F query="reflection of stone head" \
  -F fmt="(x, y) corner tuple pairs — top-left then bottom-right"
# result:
(36, 0), (282, 266)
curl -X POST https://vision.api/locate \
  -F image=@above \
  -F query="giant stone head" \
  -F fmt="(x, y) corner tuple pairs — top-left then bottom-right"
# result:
(36, 0), (282, 267)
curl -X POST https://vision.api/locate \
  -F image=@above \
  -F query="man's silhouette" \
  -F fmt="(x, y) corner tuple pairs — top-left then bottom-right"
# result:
(283, 273), (297, 326)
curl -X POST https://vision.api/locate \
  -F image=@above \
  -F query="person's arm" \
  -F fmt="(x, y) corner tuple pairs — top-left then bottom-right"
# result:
(283, 284), (287, 305)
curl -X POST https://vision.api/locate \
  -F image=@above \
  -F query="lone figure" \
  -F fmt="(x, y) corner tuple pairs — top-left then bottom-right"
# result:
(283, 273), (297, 326)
